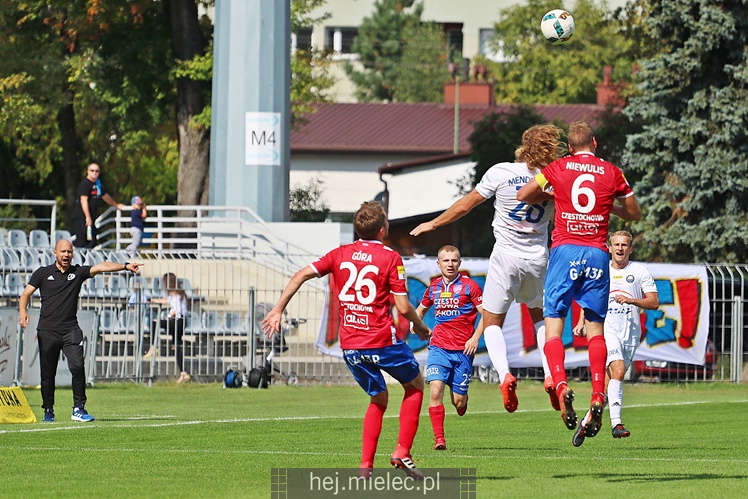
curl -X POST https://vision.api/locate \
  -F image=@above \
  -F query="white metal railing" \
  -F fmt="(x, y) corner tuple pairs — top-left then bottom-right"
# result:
(95, 204), (316, 272)
(0, 199), (57, 235)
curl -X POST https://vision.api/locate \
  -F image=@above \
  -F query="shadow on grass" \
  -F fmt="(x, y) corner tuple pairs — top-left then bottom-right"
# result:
(554, 473), (748, 483)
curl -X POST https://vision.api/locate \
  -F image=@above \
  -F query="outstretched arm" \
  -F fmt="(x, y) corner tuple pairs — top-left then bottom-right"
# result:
(410, 189), (486, 237)
(90, 261), (144, 276)
(102, 193), (126, 211)
(261, 266), (318, 337)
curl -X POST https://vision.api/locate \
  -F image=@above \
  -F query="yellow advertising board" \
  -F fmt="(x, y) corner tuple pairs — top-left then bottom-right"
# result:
(0, 387), (37, 424)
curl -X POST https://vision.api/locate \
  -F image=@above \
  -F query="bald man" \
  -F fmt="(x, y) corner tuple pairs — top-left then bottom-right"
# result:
(19, 239), (143, 422)
(71, 163), (126, 248)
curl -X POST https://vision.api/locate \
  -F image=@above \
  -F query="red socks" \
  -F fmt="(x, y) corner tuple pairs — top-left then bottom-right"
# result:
(588, 335), (607, 395)
(361, 402), (386, 468)
(393, 388), (423, 458)
(544, 336), (567, 389)
(428, 404), (445, 440)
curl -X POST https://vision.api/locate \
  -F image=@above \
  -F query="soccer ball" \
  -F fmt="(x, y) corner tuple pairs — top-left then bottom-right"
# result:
(540, 9), (575, 43)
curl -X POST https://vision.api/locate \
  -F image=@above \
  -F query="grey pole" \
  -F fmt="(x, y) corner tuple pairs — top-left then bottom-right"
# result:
(209, 0), (291, 222)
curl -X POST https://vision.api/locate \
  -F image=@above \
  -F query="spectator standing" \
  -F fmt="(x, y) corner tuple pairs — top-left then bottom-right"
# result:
(145, 273), (190, 383)
(126, 196), (147, 258)
(71, 163), (126, 248)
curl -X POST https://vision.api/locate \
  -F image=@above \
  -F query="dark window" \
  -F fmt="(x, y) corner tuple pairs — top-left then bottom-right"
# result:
(295, 28), (312, 51)
(441, 23), (463, 59)
(324, 27), (359, 54)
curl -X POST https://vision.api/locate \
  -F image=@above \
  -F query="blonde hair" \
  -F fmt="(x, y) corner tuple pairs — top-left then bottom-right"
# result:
(609, 230), (633, 246)
(515, 124), (563, 170)
(353, 201), (386, 240)
(568, 121), (595, 150)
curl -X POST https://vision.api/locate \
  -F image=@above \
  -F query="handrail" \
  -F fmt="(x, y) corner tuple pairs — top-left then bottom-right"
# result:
(95, 204), (317, 272)
(0, 199), (57, 235)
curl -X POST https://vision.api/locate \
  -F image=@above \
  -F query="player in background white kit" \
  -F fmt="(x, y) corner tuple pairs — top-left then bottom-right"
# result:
(411, 124), (563, 413)
(572, 231), (659, 446)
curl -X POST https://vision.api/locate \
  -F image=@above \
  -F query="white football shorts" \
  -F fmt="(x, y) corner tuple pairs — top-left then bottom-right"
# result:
(482, 249), (546, 315)
(605, 332), (638, 371)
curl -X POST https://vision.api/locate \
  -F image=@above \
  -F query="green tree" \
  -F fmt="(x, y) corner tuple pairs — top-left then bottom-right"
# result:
(392, 22), (449, 103)
(623, 0), (748, 263)
(489, 0), (635, 104)
(290, 178), (330, 222)
(344, 0), (423, 102)
(0, 0), (176, 225)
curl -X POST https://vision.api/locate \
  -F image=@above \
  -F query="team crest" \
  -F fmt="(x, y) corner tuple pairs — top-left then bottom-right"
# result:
(626, 275), (634, 283)
(453, 284), (462, 294)
(67, 274), (76, 281)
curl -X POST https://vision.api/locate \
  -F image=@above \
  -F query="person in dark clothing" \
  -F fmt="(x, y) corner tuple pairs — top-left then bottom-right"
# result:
(71, 163), (126, 248)
(18, 239), (143, 422)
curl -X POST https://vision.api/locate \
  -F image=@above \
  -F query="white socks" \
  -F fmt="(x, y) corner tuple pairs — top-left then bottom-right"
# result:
(535, 321), (551, 379)
(484, 325), (510, 384)
(608, 378), (623, 426)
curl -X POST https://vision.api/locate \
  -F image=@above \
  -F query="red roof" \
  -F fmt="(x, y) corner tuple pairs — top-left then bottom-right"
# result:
(291, 102), (606, 154)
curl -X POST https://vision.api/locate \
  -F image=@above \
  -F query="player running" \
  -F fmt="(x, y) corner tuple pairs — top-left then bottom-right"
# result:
(517, 121), (641, 437)
(411, 124), (563, 413)
(261, 201), (431, 479)
(415, 245), (484, 451)
(571, 231), (659, 446)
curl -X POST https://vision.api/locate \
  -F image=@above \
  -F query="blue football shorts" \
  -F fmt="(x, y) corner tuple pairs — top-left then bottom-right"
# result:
(343, 341), (421, 396)
(544, 244), (610, 322)
(425, 345), (473, 396)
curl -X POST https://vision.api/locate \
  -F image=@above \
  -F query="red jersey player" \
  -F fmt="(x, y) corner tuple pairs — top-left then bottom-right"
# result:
(415, 245), (483, 451)
(261, 201), (431, 478)
(517, 121), (640, 439)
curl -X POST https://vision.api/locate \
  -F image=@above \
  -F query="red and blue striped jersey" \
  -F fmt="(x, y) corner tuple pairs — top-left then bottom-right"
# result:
(420, 274), (482, 351)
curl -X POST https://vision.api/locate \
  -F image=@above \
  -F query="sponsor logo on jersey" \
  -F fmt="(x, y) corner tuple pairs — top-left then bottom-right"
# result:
(46, 275), (55, 280)
(344, 311), (369, 329)
(397, 266), (406, 279)
(439, 292), (452, 298)
(351, 250), (372, 263)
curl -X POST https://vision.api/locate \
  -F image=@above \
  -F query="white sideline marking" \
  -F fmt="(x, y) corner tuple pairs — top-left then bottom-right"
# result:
(1, 399), (746, 436)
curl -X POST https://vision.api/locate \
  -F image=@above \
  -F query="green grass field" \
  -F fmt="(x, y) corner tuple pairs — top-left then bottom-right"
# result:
(2, 380), (748, 498)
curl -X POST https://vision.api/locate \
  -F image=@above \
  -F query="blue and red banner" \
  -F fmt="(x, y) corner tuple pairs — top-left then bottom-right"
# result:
(316, 258), (710, 367)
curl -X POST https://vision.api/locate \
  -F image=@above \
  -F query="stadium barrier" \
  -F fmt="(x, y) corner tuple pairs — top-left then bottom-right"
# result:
(1, 218), (746, 385)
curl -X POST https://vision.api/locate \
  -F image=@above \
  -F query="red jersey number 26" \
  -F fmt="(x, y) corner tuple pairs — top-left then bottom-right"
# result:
(338, 262), (379, 305)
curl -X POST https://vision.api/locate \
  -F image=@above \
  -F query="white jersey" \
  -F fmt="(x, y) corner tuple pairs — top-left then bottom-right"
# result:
(605, 261), (658, 346)
(475, 161), (554, 260)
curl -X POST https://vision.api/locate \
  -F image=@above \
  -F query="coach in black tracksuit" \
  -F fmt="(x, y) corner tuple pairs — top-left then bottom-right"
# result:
(18, 239), (143, 423)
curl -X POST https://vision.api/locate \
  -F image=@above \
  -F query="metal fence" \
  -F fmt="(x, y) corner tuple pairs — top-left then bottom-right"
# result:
(1, 247), (355, 386)
(2, 242), (746, 386)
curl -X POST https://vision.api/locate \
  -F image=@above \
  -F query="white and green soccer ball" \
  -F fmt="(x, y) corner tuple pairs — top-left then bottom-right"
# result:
(541, 9), (575, 44)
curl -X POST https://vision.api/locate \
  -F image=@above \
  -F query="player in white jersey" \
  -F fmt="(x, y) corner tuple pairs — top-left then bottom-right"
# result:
(411, 124), (563, 412)
(572, 231), (659, 446)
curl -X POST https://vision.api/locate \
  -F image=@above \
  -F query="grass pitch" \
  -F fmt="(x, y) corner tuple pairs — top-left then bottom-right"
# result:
(2, 380), (748, 498)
